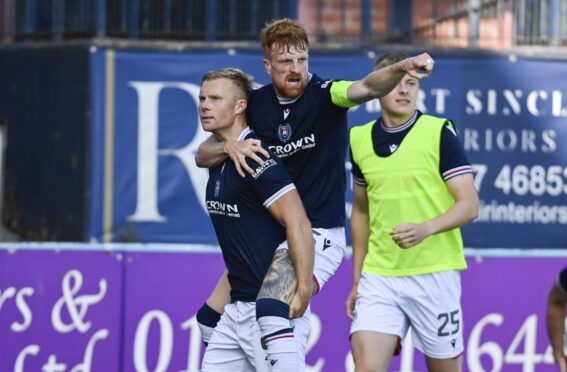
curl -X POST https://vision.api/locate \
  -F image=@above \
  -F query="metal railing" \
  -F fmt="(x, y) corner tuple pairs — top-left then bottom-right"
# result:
(0, 0), (298, 43)
(410, 0), (567, 47)
(1, 0), (566, 47)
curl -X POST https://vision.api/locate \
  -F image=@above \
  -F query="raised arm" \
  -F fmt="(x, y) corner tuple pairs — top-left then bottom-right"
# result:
(265, 189), (314, 318)
(195, 134), (270, 177)
(391, 173), (479, 248)
(547, 281), (567, 372)
(346, 53), (435, 104)
(346, 183), (370, 320)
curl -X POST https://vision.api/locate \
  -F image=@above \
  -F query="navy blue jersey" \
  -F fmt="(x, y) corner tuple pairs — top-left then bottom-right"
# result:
(351, 110), (472, 186)
(206, 128), (295, 302)
(247, 74), (349, 229)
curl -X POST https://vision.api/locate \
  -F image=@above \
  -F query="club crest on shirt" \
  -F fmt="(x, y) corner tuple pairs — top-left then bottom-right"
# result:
(278, 123), (292, 143)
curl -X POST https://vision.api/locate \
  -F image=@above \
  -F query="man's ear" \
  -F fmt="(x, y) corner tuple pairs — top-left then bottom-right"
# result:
(234, 99), (247, 115)
(262, 58), (271, 75)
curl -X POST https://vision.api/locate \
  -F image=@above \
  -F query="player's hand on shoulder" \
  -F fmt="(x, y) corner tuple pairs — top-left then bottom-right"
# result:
(224, 138), (270, 177)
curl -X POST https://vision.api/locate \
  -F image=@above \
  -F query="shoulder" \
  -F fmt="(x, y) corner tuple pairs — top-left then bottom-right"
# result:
(349, 120), (376, 146)
(249, 84), (275, 104)
(306, 74), (336, 95)
(417, 112), (450, 129)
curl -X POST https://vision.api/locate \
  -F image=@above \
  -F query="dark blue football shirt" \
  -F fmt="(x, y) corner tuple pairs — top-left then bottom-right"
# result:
(206, 128), (295, 302)
(247, 74), (349, 229)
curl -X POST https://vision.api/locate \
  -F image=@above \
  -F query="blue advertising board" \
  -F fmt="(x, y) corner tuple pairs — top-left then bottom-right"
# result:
(88, 48), (567, 247)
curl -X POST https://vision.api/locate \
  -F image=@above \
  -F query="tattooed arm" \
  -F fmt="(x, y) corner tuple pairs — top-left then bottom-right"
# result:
(260, 189), (314, 318)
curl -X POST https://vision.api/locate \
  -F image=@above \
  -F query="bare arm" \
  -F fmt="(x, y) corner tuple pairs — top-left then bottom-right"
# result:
(391, 173), (479, 248)
(346, 53), (435, 104)
(346, 183), (370, 320)
(205, 269), (231, 313)
(547, 284), (567, 372)
(258, 189), (314, 318)
(195, 134), (270, 177)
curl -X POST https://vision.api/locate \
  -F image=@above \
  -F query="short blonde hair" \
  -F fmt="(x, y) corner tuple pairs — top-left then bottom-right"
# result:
(260, 18), (309, 58)
(201, 68), (253, 100)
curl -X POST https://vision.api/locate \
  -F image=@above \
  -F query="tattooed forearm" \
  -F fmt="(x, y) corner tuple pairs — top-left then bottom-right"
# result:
(257, 249), (297, 304)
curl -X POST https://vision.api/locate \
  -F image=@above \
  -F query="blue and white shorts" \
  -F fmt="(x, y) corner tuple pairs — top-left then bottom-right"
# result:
(276, 227), (346, 292)
(350, 270), (464, 359)
(202, 301), (311, 371)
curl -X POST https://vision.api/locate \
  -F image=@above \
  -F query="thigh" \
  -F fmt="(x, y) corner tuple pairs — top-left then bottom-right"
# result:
(237, 302), (271, 372)
(311, 227), (346, 291)
(403, 271), (464, 359)
(202, 304), (255, 372)
(257, 248), (296, 304)
(351, 331), (399, 372)
(291, 306), (311, 370)
(350, 273), (409, 339)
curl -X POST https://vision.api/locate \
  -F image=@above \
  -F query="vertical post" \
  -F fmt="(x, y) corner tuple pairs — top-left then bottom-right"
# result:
(517, 0), (526, 44)
(341, 0), (346, 37)
(1, 0), (15, 42)
(183, 0), (193, 34)
(273, 0), (280, 19)
(287, 0), (297, 18)
(0, 120), (18, 242)
(129, 0), (139, 38)
(229, 0), (236, 35)
(468, 0), (480, 47)
(362, 0), (371, 43)
(316, 0), (323, 40)
(24, 0), (35, 39)
(549, 0), (559, 44)
(432, 0), (438, 38)
(52, 0), (64, 41)
(250, 0), (258, 35)
(96, 0), (106, 37)
(164, 0), (171, 32)
(140, 0), (149, 34)
(206, 0), (217, 40)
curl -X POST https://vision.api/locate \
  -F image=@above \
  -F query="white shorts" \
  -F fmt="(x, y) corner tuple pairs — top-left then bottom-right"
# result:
(277, 227), (346, 292)
(350, 270), (464, 359)
(202, 301), (311, 371)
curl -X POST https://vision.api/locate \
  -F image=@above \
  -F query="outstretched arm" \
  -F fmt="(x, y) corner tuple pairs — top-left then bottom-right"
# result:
(547, 283), (567, 372)
(346, 53), (435, 104)
(346, 183), (370, 320)
(195, 134), (270, 177)
(258, 190), (314, 319)
(390, 173), (479, 249)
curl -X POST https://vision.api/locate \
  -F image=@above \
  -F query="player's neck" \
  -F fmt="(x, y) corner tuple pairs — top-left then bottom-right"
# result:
(381, 110), (416, 128)
(214, 119), (249, 142)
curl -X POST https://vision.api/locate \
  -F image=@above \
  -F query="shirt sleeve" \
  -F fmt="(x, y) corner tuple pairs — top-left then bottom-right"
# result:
(440, 120), (473, 181)
(330, 80), (357, 108)
(349, 147), (367, 186)
(244, 146), (296, 208)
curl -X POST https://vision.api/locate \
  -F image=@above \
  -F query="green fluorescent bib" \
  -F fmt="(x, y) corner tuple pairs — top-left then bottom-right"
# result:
(350, 115), (467, 276)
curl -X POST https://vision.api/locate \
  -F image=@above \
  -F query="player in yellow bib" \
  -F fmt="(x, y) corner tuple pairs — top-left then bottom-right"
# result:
(346, 52), (479, 372)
